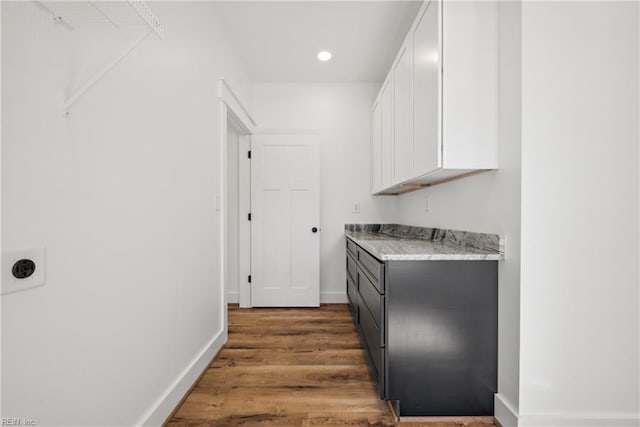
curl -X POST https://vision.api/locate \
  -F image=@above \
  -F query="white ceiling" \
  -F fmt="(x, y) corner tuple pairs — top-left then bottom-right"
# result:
(212, 1), (423, 83)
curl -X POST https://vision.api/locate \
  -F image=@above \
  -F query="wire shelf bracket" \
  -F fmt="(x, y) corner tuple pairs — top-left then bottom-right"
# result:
(36, 0), (164, 115)
(63, 29), (152, 115)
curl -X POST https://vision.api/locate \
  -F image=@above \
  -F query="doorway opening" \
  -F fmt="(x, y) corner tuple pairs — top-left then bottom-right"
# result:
(225, 118), (251, 308)
(218, 79), (255, 339)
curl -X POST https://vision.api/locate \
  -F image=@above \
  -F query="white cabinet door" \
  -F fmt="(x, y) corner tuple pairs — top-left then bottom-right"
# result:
(371, 99), (382, 193)
(380, 78), (393, 189)
(392, 42), (413, 183)
(413, 0), (441, 176)
(441, 0), (498, 169)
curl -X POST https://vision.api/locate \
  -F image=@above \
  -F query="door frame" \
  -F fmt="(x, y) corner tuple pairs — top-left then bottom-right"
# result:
(218, 79), (255, 330)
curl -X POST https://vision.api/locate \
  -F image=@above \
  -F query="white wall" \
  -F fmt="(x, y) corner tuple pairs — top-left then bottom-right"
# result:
(226, 122), (240, 304)
(1, 2), (250, 425)
(394, 3), (522, 424)
(251, 83), (397, 302)
(518, 2), (639, 425)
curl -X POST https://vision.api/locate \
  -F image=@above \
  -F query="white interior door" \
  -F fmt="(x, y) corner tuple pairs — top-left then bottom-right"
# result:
(250, 134), (320, 307)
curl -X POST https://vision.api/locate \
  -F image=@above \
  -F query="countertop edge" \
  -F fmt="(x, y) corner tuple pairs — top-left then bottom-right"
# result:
(345, 233), (504, 262)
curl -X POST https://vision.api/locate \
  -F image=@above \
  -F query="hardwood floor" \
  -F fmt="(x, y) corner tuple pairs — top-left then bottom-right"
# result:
(166, 304), (497, 427)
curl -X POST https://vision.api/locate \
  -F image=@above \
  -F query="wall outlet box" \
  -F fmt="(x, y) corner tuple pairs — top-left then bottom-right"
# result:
(352, 202), (361, 214)
(2, 247), (46, 295)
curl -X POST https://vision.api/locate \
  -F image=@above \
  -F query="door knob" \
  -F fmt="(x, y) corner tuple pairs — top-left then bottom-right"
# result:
(312, 227), (318, 233)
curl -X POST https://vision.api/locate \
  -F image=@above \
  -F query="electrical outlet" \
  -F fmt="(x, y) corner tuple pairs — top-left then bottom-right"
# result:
(425, 197), (430, 212)
(2, 247), (46, 295)
(352, 203), (361, 214)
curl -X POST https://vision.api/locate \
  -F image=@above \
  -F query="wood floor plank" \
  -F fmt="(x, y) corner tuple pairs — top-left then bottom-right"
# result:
(166, 304), (497, 427)
(226, 334), (361, 350)
(197, 364), (372, 387)
(211, 348), (366, 366)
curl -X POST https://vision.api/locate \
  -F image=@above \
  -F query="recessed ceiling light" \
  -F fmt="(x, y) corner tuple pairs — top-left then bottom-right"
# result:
(317, 51), (332, 61)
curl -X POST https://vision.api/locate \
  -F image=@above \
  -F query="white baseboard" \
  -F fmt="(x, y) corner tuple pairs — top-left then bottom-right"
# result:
(320, 291), (348, 303)
(494, 395), (639, 427)
(137, 329), (226, 426)
(230, 292), (349, 305)
(517, 413), (640, 427)
(495, 394), (519, 427)
(227, 291), (239, 304)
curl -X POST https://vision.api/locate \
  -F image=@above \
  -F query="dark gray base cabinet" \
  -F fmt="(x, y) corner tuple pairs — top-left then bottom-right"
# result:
(345, 238), (498, 417)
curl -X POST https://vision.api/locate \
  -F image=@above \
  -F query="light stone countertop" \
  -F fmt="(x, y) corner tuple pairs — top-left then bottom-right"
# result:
(345, 226), (504, 261)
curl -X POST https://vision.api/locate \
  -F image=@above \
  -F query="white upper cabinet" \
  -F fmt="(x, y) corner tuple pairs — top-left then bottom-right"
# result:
(392, 41), (413, 184)
(371, 0), (498, 195)
(380, 77), (394, 190)
(440, 1), (498, 171)
(371, 99), (382, 193)
(412, 0), (440, 177)
(371, 77), (394, 193)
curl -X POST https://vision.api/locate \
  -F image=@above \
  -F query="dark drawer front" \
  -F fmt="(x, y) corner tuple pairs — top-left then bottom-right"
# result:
(346, 250), (357, 282)
(360, 299), (383, 377)
(346, 271), (358, 309)
(358, 268), (384, 340)
(346, 239), (357, 258)
(357, 248), (384, 293)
